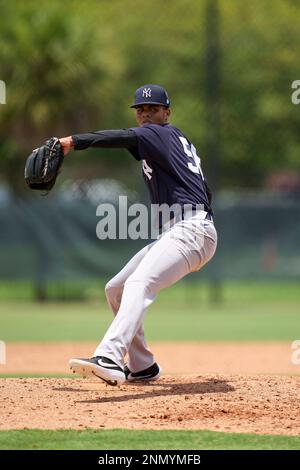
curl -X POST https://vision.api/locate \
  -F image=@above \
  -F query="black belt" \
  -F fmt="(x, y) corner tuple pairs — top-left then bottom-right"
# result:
(205, 213), (213, 221)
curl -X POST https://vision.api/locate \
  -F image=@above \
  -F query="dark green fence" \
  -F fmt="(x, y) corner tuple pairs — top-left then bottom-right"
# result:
(1, 192), (299, 287)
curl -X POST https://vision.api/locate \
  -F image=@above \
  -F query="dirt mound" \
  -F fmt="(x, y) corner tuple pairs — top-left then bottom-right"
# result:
(1, 375), (299, 435)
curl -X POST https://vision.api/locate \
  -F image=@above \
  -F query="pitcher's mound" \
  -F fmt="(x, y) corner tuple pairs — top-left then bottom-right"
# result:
(1, 375), (299, 435)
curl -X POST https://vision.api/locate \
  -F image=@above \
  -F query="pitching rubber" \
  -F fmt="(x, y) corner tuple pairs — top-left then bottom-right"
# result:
(69, 359), (125, 386)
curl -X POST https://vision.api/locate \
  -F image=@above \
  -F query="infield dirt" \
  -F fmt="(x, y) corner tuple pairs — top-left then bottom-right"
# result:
(0, 342), (299, 436)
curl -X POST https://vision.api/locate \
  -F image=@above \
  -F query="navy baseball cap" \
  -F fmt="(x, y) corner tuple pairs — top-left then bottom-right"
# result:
(130, 84), (170, 108)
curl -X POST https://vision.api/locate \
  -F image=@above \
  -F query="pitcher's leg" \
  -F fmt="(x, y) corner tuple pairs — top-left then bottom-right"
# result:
(97, 219), (217, 368)
(103, 282), (155, 371)
(105, 241), (156, 312)
(96, 232), (197, 367)
(94, 241), (156, 367)
(126, 326), (154, 372)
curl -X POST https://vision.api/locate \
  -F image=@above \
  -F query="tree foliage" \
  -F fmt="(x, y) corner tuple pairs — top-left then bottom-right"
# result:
(0, 0), (300, 193)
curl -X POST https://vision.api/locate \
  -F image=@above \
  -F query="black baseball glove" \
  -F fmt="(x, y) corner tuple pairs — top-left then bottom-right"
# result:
(24, 137), (64, 192)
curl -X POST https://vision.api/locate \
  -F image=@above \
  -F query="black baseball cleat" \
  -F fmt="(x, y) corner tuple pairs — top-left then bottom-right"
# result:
(124, 362), (162, 382)
(69, 356), (125, 386)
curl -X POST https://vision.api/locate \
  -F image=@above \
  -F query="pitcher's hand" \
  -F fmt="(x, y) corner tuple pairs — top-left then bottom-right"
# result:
(59, 136), (73, 156)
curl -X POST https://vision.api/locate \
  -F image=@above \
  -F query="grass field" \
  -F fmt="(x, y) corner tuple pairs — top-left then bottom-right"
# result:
(0, 429), (300, 450)
(0, 281), (299, 342)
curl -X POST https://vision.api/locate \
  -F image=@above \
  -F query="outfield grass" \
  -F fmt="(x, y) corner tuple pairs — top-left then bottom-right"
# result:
(0, 281), (299, 342)
(0, 429), (299, 450)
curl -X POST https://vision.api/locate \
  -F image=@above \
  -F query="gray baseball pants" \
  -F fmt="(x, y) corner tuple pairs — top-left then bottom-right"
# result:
(94, 212), (217, 372)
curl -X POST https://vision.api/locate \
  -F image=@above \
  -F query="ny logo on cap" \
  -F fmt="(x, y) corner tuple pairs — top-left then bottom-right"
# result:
(142, 87), (152, 98)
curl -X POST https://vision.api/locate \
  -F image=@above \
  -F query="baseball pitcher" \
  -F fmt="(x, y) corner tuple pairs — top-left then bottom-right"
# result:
(27, 84), (218, 386)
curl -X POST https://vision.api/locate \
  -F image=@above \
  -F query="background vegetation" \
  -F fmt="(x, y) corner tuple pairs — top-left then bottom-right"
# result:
(1, 0), (300, 193)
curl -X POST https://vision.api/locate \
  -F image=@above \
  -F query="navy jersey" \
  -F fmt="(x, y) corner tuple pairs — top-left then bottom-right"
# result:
(129, 124), (212, 213)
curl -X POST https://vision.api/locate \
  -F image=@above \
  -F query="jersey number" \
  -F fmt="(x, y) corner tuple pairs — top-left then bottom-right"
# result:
(179, 136), (204, 179)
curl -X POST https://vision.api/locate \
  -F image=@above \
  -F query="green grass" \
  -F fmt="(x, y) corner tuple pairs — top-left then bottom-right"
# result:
(0, 429), (299, 450)
(0, 283), (300, 342)
(1, 279), (300, 303)
(0, 281), (299, 342)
